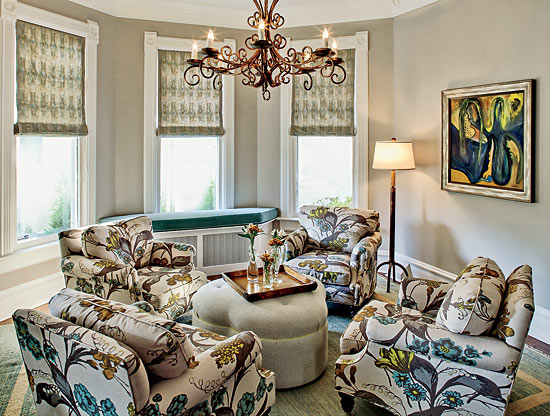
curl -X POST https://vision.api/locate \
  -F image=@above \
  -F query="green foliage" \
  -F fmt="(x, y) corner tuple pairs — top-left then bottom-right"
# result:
(314, 196), (352, 208)
(199, 180), (216, 210)
(48, 191), (71, 231)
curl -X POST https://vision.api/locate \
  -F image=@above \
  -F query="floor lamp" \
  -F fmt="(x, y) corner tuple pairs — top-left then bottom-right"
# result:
(372, 138), (416, 292)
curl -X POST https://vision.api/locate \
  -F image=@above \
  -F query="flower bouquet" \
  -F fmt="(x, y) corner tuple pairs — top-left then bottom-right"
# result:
(267, 229), (287, 283)
(259, 251), (275, 289)
(238, 223), (263, 282)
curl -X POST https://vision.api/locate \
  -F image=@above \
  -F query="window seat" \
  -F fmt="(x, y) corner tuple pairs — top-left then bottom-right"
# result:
(99, 208), (278, 232)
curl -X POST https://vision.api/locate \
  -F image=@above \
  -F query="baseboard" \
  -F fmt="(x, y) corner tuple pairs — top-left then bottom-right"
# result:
(378, 250), (550, 345)
(378, 249), (456, 282)
(0, 272), (64, 321)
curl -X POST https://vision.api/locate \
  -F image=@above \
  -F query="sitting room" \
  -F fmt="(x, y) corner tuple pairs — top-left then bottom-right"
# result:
(0, 0), (549, 415)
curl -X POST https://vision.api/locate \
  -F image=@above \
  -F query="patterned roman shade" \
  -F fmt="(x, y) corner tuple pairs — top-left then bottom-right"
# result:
(158, 49), (224, 137)
(15, 21), (88, 136)
(290, 48), (355, 136)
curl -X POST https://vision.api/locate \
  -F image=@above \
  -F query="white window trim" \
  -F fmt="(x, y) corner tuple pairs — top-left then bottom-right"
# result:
(0, 0), (98, 256)
(280, 31), (369, 217)
(143, 32), (235, 213)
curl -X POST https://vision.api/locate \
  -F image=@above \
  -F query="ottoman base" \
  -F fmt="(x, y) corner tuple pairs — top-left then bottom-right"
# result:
(193, 314), (328, 389)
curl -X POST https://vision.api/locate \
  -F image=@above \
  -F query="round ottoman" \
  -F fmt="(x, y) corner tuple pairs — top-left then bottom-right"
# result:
(192, 278), (328, 389)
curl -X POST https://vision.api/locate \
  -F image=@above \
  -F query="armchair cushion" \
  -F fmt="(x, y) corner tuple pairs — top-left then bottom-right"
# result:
(81, 216), (154, 268)
(284, 227), (308, 261)
(137, 267), (207, 320)
(299, 206), (379, 253)
(285, 250), (352, 286)
(437, 257), (506, 336)
(366, 313), (519, 375)
(49, 288), (195, 379)
(493, 265), (535, 349)
(398, 275), (454, 316)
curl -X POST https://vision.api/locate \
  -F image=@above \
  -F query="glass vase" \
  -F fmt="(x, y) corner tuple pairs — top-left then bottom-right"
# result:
(247, 243), (259, 282)
(271, 245), (284, 284)
(263, 262), (273, 289)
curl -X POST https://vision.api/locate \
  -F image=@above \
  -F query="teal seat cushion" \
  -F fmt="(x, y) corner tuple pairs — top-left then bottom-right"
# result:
(99, 208), (278, 232)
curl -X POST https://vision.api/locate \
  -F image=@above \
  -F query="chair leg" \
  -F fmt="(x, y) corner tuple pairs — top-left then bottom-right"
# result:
(339, 392), (355, 414)
(261, 408), (271, 416)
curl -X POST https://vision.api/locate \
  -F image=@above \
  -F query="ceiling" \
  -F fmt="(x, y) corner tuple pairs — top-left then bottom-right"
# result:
(67, 0), (442, 29)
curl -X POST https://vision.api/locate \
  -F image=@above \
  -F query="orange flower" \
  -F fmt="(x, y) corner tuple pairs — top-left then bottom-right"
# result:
(259, 251), (275, 264)
(268, 238), (284, 247)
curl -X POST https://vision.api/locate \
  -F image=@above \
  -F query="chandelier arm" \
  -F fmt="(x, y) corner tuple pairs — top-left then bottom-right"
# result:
(183, 65), (201, 86)
(268, 0), (279, 21)
(252, 0), (264, 17)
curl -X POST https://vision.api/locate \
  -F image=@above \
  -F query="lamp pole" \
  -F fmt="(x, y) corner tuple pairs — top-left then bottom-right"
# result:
(376, 138), (410, 292)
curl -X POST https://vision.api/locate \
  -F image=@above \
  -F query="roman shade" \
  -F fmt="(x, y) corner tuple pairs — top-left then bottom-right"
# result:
(290, 48), (355, 137)
(15, 21), (88, 136)
(158, 49), (224, 137)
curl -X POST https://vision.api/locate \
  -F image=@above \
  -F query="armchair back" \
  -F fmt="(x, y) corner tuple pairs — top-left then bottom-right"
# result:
(13, 308), (150, 414)
(80, 216), (154, 268)
(298, 206), (379, 253)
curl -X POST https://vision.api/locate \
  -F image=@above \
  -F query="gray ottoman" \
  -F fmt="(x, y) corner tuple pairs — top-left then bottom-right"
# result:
(192, 278), (328, 389)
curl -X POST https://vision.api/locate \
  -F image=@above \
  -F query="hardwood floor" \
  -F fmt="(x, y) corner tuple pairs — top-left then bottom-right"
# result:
(3, 303), (549, 355)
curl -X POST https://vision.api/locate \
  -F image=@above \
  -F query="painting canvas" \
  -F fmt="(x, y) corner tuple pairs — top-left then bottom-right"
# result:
(442, 80), (533, 202)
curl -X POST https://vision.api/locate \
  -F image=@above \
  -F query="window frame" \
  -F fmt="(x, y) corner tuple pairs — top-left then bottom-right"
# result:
(143, 32), (235, 213)
(280, 32), (369, 217)
(0, 0), (99, 256)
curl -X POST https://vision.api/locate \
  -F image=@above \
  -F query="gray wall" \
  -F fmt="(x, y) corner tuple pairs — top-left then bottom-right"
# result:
(392, 0), (550, 309)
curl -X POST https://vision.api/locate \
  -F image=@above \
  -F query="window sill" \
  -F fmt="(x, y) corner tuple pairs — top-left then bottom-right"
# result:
(0, 240), (60, 275)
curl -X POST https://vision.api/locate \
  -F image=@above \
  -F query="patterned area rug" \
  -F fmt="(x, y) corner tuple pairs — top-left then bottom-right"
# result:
(2, 277), (550, 416)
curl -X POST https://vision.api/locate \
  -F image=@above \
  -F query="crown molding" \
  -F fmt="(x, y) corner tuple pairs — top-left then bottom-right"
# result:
(66, 0), (441, 29)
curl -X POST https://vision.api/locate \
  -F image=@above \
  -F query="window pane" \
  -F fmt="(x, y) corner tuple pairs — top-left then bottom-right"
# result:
(17, 137), (79, 241)
(160, 137), (218, 212)
(297, 136), (353, 208)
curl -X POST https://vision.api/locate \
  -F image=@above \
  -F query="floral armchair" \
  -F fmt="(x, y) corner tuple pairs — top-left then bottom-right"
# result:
(335, 257), (535, 416)
(59, 216), (207, 320)
(284, 206), (382, 307)
(13, 288), (275, 416)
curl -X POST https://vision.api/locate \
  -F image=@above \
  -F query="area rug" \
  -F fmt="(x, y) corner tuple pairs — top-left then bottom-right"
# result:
(2, 281), (550, 415)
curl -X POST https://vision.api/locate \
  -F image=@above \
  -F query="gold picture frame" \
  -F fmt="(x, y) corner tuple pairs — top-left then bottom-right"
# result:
(441, 80), (534, 202)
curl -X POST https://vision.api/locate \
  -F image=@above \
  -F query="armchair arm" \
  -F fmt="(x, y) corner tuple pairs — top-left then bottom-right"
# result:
(284, 227), (308, 261)
(350, 232), (382, 271)
(397, 275), (454, 316)
(149, 331), (263, 396)
(365, 315), (519, 375)
(61, 255), (139, 301)
(150, 241), (196, 270)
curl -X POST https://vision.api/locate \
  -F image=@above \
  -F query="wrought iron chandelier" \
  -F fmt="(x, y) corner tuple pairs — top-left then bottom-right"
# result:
(184, 0), (346, 101)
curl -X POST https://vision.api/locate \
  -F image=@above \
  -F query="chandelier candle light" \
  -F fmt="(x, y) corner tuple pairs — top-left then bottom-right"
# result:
(184, 0), (347, 100)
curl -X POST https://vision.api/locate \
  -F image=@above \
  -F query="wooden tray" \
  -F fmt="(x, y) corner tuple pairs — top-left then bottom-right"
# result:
(222, 265), (317, 302)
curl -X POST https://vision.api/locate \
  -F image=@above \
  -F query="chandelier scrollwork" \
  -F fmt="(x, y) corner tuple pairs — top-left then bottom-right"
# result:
(184, 0), (346, 101)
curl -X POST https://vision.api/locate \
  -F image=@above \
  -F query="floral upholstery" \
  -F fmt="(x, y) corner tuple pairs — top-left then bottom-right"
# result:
(15, 290), (276, 416)
(397, 275), (454, 316)
(82, 216), (154, 268)
(138, 267), (206, 320)
(437, 257), (506, 335)
(284, 206), (381, 307)
(299, 205), (379, 253)
(49, 288), (195, 378)
(59, 216), (207, 320)
(493, 265), (535, 349)
(285, 250), (353, 286)
(13, 308), (151, 413)
(335, 258), (535, 416)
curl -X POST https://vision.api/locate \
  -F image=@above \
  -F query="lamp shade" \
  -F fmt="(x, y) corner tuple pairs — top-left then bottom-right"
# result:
(372, 140), (415, 170)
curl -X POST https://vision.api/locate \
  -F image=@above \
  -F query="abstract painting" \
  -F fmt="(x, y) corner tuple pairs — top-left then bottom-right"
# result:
(442, 80), (533, 202)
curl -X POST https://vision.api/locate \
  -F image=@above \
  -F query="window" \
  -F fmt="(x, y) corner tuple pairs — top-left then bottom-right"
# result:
(143, 32), (235, 213)
(0, 4), (98, 256)
(17, 137), (79, 242)
(297, 136), (353, 208)
(280, 32), (369, 217)
(160, 137), (219, 212)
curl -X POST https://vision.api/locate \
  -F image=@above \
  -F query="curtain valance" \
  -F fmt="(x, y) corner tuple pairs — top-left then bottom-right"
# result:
(290, 48), (355, 137)
(158, 49), (224, 137)
(15, 20), (88, 136)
